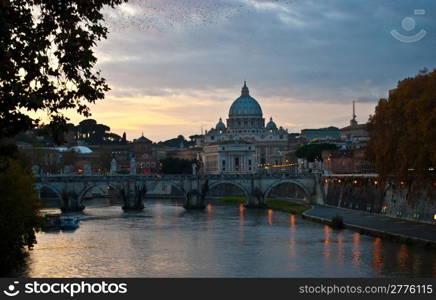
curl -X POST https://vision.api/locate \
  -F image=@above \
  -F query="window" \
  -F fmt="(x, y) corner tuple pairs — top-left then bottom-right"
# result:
(248, 159), (252, 165)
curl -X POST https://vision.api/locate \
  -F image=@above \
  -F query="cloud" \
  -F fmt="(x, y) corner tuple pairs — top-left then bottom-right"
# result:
(71, 0), (436, 140)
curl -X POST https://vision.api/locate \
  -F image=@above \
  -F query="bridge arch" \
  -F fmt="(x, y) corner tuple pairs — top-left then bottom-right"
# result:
(264, 180), (311, 202)
(207, 181), (250, 202)
(155, 181), (188, 201)
(35, 183), (64, 208)
(78, 183), (121, 207)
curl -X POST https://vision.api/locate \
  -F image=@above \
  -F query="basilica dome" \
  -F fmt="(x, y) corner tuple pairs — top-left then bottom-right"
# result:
(266, 117), (277, 130)
(215, 118), (226, 131)
(229, 82), (263, 117)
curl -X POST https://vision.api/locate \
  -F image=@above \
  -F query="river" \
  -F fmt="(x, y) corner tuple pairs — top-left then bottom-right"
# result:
(21, 200), (436, 277)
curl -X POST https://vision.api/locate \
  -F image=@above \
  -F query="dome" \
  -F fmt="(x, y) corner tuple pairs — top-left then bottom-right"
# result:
(215, 118), (226, 131)
(266, 117), (277, 130)
(56, 146), (68, 152)
(69, 146), (93, 154)
(135, 133), (152, 143)
(229, 82), (263, 117)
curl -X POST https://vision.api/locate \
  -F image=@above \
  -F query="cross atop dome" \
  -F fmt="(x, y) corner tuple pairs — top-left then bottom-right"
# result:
(241, 81), (250, 96)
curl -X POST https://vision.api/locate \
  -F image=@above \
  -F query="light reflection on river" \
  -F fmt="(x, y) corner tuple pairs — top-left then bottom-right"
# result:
(23, 200), (436, 277)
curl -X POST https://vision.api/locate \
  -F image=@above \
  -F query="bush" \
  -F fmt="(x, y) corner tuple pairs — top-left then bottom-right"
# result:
(330, 215), (345, 229)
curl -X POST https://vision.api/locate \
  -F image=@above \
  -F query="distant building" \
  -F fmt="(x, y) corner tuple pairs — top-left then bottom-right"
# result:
(322, 148), (375, 174)
(168, 147), (203, 161)
(202, 141), (256, 175)
(196, 82), (289, 174)
(131, 134), (158, 174)
(321, 101), (374, 174)
(340, 101), (369, 149)
(300, 127), (341, 144)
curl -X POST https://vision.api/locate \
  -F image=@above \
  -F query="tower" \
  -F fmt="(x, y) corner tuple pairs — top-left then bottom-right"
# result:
(350, 100), (358, 127)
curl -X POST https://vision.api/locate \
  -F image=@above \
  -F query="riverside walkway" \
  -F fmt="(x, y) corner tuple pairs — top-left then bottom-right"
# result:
(303, 205), (436, 246)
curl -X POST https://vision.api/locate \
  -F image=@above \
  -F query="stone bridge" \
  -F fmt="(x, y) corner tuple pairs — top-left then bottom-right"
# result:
(35, 173), (322, 212)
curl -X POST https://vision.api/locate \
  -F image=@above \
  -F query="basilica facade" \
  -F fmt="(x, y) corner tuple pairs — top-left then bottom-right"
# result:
(197, 82), (289, 174)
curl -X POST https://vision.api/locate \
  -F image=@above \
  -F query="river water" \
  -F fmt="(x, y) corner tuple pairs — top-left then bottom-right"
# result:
(23, 200), (436, 277)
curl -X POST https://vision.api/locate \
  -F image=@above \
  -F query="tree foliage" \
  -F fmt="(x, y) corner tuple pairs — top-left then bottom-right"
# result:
(0, 0), (126, 143)
(0, 159), (44, 275)
(295, 143), (339, 162)
(160, 157), (195, 174)
(0, 0), (126, 275)
(157, 135), (194, 148)
(367, 69), (436, 183)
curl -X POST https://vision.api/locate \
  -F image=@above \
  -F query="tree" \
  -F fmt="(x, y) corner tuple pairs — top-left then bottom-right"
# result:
(160, 157), (195, 174)
(93, 148), (112, 173)
(0, 0), (126, 274)
(0, 159), (43, 275)
(295, 143), (339, 162)
(367, 69), (436, 183)
(0, 0), (127, 144)
(158, 136), (195, 148)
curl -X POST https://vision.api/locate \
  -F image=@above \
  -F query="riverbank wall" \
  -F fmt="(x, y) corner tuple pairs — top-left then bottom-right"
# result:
(302, 207), (436, 249)
(322, 175), (436, 224)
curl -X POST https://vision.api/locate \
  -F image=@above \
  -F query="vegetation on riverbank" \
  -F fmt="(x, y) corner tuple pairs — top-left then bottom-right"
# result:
(265, 199), (311, 215)
(215, 196), (311, 215)
(215, 196), (247, 204)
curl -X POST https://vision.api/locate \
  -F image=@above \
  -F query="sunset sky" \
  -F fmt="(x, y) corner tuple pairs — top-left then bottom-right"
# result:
(51, 0), (436, 142)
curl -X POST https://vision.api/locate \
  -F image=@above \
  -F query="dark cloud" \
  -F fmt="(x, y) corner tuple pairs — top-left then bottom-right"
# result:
(99, 0), (435, 101)
(89, 0), (436, 138)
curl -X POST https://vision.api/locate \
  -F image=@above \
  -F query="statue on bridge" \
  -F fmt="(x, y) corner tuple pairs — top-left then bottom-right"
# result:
(110, 157), (117, 175)
(130, 153), (136, 175)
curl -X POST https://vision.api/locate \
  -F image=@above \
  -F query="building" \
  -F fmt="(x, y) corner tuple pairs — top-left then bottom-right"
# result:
(340, 101), (370, 149)
(321, 101), (374, 174)
(322, 148), (375, 174)
(197, 82), (289, 174)
(202, 141), (256, 174)
(300, 126), (341, 144)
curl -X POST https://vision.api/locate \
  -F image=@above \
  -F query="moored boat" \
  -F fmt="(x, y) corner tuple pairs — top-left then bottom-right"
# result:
(60, 216), (80, 230)
(44, 214), (61, 230)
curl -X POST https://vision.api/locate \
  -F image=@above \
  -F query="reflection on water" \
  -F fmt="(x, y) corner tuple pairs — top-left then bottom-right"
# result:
(267, 209), (273, 226)
(352, 233), (361, 267)
(21, 200), (436, 278)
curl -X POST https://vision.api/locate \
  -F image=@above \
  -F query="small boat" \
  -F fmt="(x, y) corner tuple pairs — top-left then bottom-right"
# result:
(44, 214), (61, 230)
(60, 216), (80, 230)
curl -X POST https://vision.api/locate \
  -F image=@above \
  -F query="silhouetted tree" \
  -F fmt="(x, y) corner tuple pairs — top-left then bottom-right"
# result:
(367, 69), (436, 183)
(0, 159), (43, 275)
(296, 143), (339, 162)
(160, 157), (195, 174)
(0, 0), (127, 143)
(0, 0), (126, 275)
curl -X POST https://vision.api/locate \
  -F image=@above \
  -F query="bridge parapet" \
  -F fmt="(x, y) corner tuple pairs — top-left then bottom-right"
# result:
(35, 173), (321, 211)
